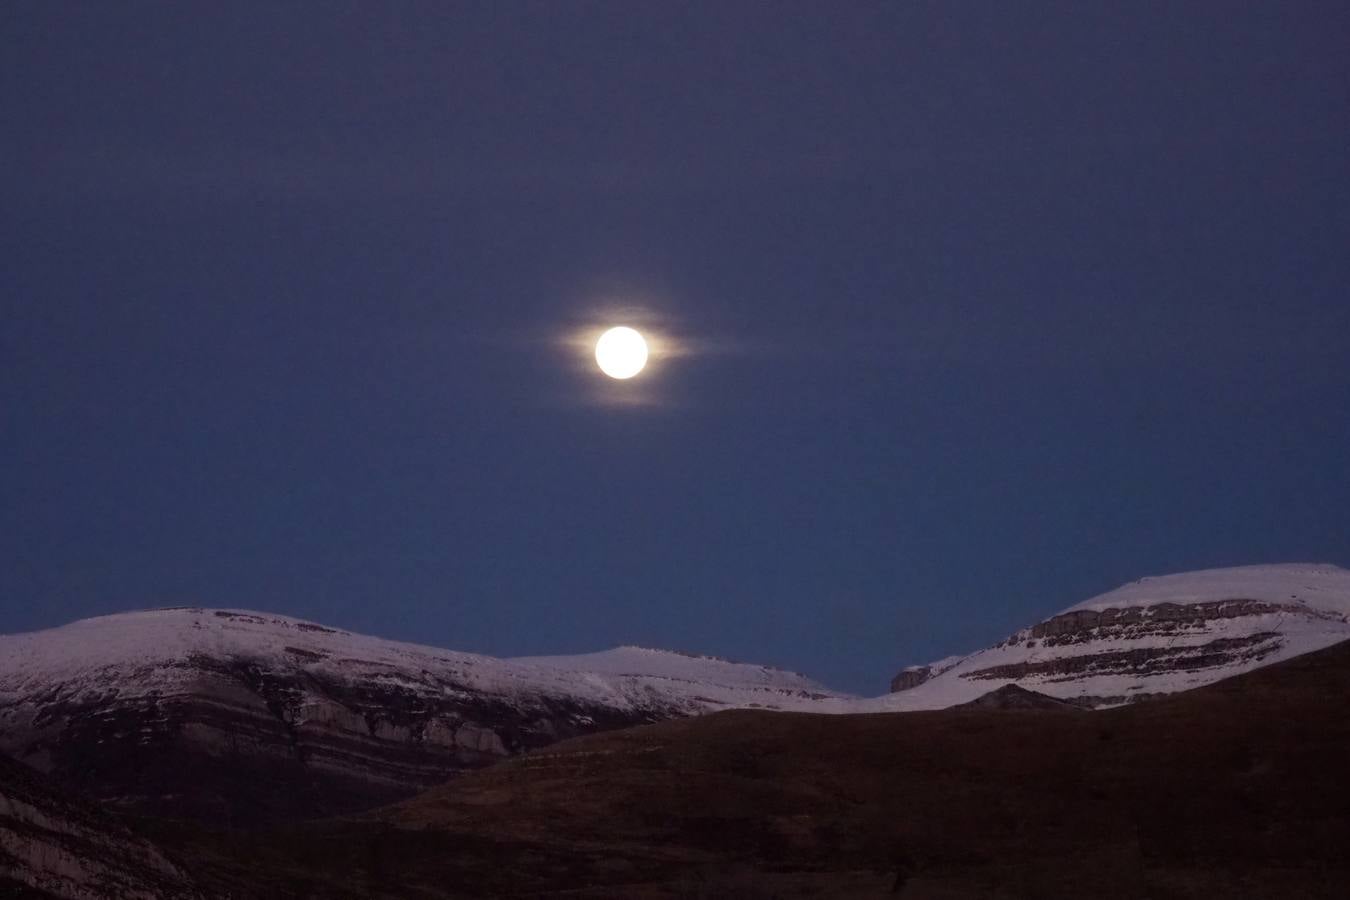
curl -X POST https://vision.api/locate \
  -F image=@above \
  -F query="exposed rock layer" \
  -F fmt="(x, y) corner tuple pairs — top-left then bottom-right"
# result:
(885, 564), (1350, 708)
(0, 753), (201, 899)
(0, 609), (842, 825)
(8, 657), (644, 825)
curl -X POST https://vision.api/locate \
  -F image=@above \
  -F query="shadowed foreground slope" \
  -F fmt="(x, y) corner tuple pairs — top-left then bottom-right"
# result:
(170, 640), (1350, 898)
(0, 754), (201, 900)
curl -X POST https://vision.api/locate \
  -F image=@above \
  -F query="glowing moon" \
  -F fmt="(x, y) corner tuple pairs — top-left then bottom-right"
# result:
(595, 326), (648, 379)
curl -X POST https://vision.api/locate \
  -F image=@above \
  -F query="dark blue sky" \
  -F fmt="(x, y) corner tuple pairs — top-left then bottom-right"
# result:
(3, 2), (1348, 692)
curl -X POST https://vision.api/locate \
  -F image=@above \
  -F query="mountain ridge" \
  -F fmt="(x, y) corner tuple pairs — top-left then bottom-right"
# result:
(3, 563), (1349, 826)
(0, 606), (847, 824)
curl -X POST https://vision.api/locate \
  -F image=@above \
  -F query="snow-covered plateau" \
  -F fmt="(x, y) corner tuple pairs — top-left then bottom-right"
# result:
(876, 563), (1350, 710)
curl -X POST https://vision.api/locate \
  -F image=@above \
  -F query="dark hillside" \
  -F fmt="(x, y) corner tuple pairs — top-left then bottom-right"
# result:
(0, 753), (201, 899)
(161, 638), (1350, 898)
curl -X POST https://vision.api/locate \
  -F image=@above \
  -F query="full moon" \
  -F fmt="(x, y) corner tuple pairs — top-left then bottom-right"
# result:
(595, 326), (648, 379)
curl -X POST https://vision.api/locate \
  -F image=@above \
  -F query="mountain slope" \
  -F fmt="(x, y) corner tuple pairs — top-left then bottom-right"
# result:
(164, 638), (1350, 899)
(0, 608), (845, 823)
(0, 752), (201, 900)
(882, 563), (1350, 709)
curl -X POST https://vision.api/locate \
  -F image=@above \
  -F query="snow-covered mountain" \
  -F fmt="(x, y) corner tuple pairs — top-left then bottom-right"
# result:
(879, 563), (1350, 710)
(0, 607), (845, 823)
(0, 607), (843, 714)
(3, 564), (1348, 824)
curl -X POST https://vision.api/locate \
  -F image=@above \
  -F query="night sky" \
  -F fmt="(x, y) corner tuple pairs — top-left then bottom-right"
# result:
(4, 2), (1348, 693)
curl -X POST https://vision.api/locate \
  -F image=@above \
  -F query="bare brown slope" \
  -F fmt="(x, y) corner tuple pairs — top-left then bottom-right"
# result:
(171, 639), (1350, 898)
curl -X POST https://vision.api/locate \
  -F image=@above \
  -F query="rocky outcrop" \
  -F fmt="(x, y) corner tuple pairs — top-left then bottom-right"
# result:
(954, 684), (1081, 711)
(888, 654), (964, 694)
(889, 666), (934, 693)
(0, 753), (201, 899)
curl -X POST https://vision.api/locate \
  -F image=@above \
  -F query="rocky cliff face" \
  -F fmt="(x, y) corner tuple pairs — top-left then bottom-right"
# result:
(0, 753), (201, 899)
(888, 654), (963, 693)
(0, 609), (846, 825)
(883, 564), (1350, 710)
(889, 666), (933, 693)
